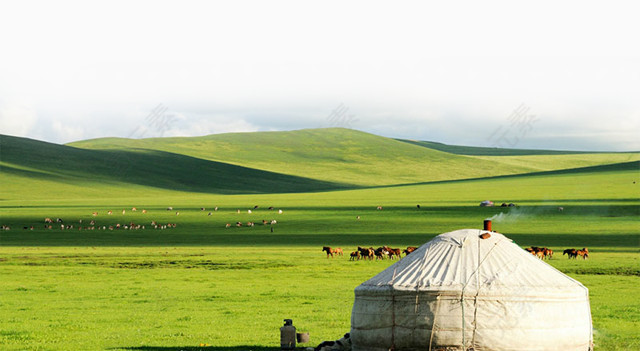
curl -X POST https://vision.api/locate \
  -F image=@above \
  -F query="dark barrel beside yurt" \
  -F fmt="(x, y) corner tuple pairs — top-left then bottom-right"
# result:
(350, 229), (593, 351)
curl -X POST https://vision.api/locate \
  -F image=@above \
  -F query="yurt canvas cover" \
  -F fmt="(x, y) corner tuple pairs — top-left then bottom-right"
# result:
(351, 229), (593, 351)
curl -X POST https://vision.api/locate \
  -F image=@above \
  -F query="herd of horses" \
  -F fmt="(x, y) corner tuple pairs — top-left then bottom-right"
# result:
(562, 247), (590, 259)
(523, 246), (589, 260)
(525, 246), (554, 260)
(322, 246), (418, 260)
(325, 245), (589, 261)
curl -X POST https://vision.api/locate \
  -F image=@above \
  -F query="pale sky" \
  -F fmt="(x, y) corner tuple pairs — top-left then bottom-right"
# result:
(1, 0), (639, 151)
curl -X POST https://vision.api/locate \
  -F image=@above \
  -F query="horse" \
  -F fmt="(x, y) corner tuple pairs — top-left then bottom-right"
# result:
(349, 251), (360, 261)
(403, 246), (418, 256)
(357, 246), (374, 260)
(322, 246), (341, 258)
(576, 248), (589, 259)
(386, 248), (402, 259)
(374, 247), (388, 260)
(563, 248), (577, 259)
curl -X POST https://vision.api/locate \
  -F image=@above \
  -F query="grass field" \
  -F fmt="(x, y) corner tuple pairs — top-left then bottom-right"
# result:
(1, 130), (639, 350)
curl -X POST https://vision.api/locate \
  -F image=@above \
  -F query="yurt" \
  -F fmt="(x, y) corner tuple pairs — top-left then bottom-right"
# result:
(350, 228), (593, 351)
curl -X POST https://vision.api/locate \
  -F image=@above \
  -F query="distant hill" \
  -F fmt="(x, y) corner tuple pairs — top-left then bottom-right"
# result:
(68, 128), (538, 186)
(397, 139), (595, 156)
(3, 128), (639, 199)
(0, 135), (345, 197)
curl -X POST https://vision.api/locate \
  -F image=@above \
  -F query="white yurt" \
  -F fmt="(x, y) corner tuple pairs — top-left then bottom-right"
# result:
(350, 229), (593, 351)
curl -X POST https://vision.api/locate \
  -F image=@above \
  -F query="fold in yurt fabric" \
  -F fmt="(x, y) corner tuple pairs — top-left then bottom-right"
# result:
(350, 229), (593, 351)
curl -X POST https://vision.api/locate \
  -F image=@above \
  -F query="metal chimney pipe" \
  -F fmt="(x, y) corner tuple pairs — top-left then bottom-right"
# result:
(484, 219), (492, 232)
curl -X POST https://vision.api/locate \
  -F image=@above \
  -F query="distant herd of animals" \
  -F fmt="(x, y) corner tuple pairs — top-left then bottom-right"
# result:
(0, 205), (283, 232)
(524, 246), (589, 260)
(323, 246), (418, 260)
(324, 245), (589, 261)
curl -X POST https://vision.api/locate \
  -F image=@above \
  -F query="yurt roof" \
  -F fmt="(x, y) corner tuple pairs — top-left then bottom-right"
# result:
(356, 229), (588, 298)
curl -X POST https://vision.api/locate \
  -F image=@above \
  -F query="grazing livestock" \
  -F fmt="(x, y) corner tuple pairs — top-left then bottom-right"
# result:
(322, 246), (343, 258)
(558, 207), (564, 212)
(44, 218), (53, 223)
(403, 246), (418, 256)
(386, 248), (402, 259)
(358, 246), (375, 260)
(225, 223), (231, 228)
(525, 246), (553, 260)
(167, 207), (173, 211)
(349, 251), (360, 261)
(278, 209), (283, 214)
(374, 247), (388, 260)
(214, 207), (218, 211)
(208, 212), (212, 216)
(576, 248), (589, 259)
(132, 207), (137, 211)
(376, 206), (383, 210)
(92, 212), (98, 217)
(253, 205), (259, 209)
(142, 209), (147, 214)
(247, 210), (252, 214)
(563, 249), (578, 259)
(107, 210), (113, 215)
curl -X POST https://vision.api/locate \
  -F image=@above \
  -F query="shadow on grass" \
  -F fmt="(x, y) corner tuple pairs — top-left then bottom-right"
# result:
(385, 160), (640, 188)
(1, 134), (352, 194)
(119, 347), (282, 351)
(1, 231), (638, 248)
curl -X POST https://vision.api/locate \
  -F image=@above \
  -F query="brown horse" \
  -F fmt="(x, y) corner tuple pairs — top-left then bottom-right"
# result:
(403, 246), (418, 256)
(349, 251), (360, 261)
(322, 246), (342, 258)
(563, 248), (577, 259)
(386, 248), (402, 259)
(576, 248), (589, 259)
(357, 246), (374, 260)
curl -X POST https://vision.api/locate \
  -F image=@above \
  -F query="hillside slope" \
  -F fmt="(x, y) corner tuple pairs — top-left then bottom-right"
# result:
(397, 139), (593, 156)
(69, 128), (537, 186)
(0, 135), (345, 198)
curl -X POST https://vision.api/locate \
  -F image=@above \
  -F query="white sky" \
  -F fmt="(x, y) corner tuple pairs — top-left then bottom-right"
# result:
(1, 0), (639, 151)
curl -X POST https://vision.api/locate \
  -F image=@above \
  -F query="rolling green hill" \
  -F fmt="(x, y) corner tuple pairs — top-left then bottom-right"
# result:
(67, 128), (547, 186)
(0, 135), (345, 198)
(3, 128), (639, 200)
(397, 139), (594, 156)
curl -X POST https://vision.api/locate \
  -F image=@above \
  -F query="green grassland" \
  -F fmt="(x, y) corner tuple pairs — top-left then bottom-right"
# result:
(1, 130), (639, 350)
(68, 128), (640, 187)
